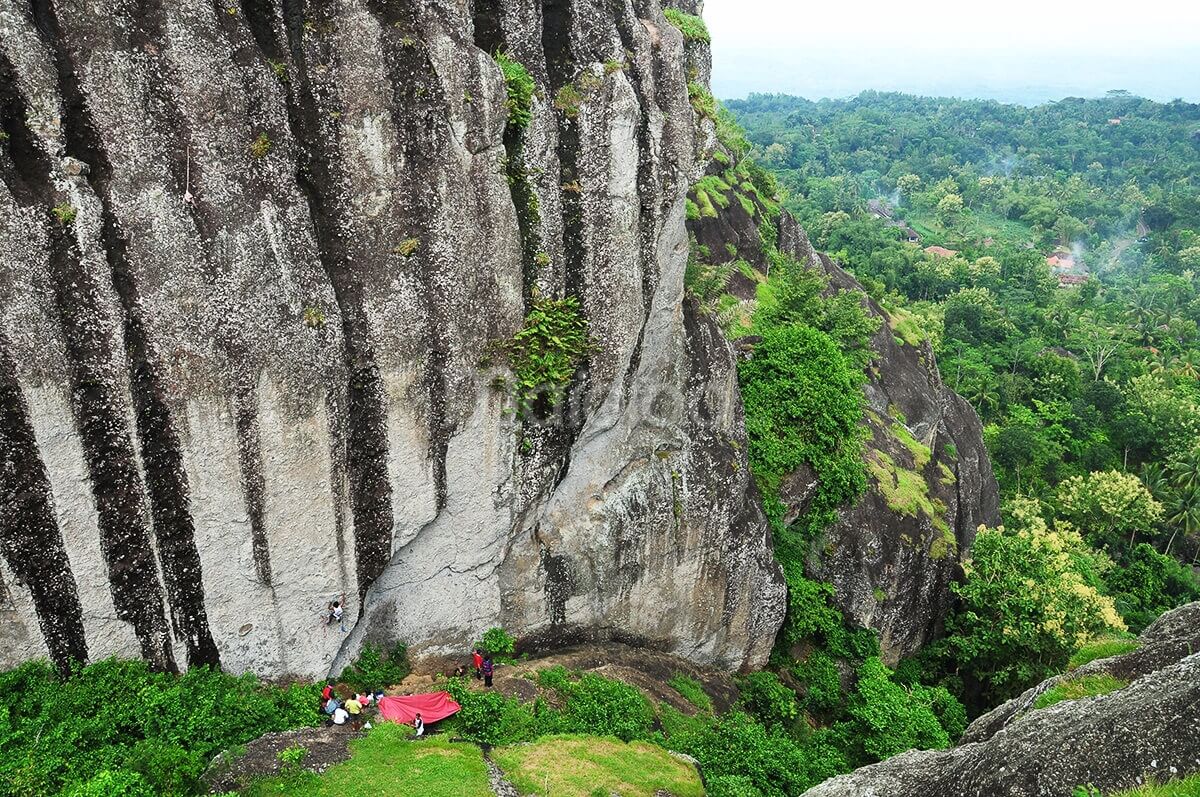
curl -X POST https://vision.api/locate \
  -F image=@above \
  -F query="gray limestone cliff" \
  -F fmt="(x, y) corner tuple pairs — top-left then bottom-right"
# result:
(0, 0), (785, 679)
(802, 601), (1200, 796)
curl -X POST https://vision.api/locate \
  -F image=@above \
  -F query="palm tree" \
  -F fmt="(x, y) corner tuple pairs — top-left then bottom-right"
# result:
(1141, 461), (1171, 501)
(1165, 485), (1200, 555)
(966, 377), (1000, 420)
(1171, 352), (1200, 381)
(1167, 448), (1200, 492)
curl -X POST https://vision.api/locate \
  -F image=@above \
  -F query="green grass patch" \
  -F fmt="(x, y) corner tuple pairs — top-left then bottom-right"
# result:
(493, 734), (704, 797)
(1033, 674), (1128, 710)
(1107, 774), (1200, 796)
(1068, 638), (1140, 671)
(244, 725), (492, 796)
(667, 674), (713, 713)
(663, 8), (711, 43)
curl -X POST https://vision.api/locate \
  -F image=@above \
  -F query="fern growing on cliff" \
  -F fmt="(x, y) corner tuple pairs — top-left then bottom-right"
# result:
(496, 53), (535, 130)
(495, 296), (592, 418)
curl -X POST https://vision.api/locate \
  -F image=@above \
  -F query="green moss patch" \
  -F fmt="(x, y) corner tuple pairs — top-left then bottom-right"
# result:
(887, 307), (925, 347)
(867, 450), (950, 538)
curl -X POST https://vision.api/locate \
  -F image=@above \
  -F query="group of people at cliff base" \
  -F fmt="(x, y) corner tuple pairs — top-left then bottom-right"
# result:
(320, 684), (383, 727)
(467, 648), (495, 687)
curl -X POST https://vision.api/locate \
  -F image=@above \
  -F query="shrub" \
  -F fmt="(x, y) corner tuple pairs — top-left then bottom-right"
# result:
(687, 82), (718, 120)
(394, 237), (420, 257)
(945, 500), (1127, 705)
(550, 672), (655, 742)
(668, 712), (846, 797)
(668, 673), (713, 713)
(554, 83), (583, 118)
(0, 658), (319, 796)
(496, 53), (535, 130)
(707, 775), (762, 797)
(1104, 543), (1200, 631)
(52, 202), (77, 225)
(738, 324), (867, 513)
(1032, 674), (1128, 710)
(338, 642), (411, 692)
(792, 650), (842, 713)
(481, 627), (516, 658)
(277, 743), (307, 772)
(445, 678), (542, 745)
(737, 671), (797, 729)
(663, 8), (711, 43)
(843, 657), (952, 764)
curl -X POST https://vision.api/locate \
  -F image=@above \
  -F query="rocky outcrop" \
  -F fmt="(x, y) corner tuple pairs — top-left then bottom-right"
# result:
(802, 601), (1200, 797)
(0, 0), (783, 679)
(687, 171), (999, 664)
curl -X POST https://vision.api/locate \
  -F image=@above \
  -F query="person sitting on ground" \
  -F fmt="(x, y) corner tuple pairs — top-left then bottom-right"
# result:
(345, 695), (362, 717)
(482, 656), (494, 688)
(472, 648), (483, 679)
(324, 697), (341, 716)
(453, 664), (466, 678)
(332, 704), (349, 726)
(373, 689), (385, 704)
(357, 692), (372, 707)
(413, 713), (424, 738)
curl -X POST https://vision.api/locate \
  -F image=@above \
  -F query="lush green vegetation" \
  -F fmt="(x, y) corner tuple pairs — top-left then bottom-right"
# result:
(493, 735), (705, 797)
(731, 91), (1200, 710)
(0, 659), (319, 796)
(243, 725), (492, 797)
(1032, 674), (1128, 710)
(667, 673), (713, 713)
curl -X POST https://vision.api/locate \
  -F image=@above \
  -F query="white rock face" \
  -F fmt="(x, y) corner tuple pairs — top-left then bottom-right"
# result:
(0, 0), (784, 678)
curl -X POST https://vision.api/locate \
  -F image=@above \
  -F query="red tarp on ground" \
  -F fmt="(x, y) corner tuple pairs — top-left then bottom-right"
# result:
(377, 692), (461, 725)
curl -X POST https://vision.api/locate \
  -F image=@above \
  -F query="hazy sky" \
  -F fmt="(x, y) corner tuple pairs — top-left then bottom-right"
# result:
(705, 0), (1200, 105)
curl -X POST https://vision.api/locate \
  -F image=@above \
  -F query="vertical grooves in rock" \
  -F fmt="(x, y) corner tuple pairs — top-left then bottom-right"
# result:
(234, 395), (273, 585)
(476, 2), (542, 307)
(277, 0), (394, 602)
(0, 336), (88, 673)
(365, 0), (453, 512)
(30, 0), (220, 669)
(611, 3), (665, 400)
(542, 1), (586, 302)
(0, 39), (176, 671)
(0, 56), (88, 673)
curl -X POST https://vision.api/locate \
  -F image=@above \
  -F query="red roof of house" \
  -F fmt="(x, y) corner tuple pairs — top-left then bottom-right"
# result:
(924, 245), (957, 258)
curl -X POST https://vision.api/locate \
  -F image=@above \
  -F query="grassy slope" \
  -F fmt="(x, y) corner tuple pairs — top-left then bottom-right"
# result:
(242, 724), (491, 797)
(493, 735), (705, 797)
(241, 727), (704, 797)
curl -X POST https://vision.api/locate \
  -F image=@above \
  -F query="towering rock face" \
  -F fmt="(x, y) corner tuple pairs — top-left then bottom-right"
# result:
(0, 0), (784, 678)
(688, 171), (999, 663)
